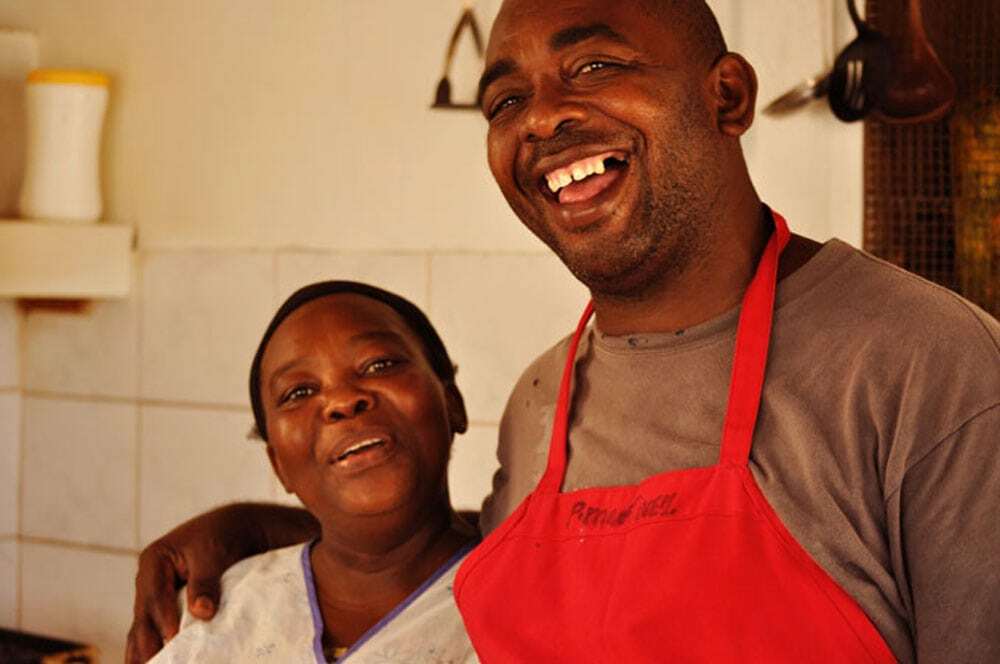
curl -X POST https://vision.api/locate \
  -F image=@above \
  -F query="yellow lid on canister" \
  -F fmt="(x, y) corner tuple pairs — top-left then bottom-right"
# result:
(27, 69), (110, 87)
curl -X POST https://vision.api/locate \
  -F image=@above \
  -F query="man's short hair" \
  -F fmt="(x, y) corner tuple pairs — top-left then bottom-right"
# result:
(642, 0), (728, 66)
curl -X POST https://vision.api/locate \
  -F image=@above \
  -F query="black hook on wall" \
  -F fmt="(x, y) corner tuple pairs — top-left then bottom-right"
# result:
(431, 7), (485, 110)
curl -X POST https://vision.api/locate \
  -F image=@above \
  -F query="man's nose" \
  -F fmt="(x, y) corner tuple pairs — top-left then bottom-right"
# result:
(322, 386), (374, 422)
(520, 78), (587, 142)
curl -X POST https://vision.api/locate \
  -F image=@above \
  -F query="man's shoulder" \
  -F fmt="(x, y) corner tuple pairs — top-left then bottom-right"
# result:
(786, 241), (998, 464)
(797, 240), (999, 356)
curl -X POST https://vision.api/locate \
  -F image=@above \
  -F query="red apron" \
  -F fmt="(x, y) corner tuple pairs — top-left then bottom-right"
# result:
(455, 213), (897, 663)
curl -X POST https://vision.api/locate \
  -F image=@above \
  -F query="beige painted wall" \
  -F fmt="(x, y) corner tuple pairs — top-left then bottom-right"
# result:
(0, 1), (863, 659)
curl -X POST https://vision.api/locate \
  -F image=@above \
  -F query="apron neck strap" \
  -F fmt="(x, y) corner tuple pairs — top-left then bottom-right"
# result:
(537, 299), (594, 494)
(718, 211), (789, 466)
(539, 210), (791, 493)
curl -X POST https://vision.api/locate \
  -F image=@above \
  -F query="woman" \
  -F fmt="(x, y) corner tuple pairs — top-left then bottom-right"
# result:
(150, 281), (479, 663)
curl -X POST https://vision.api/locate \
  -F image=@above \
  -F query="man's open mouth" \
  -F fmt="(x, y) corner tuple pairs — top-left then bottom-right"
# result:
(540, 151), (630, 205)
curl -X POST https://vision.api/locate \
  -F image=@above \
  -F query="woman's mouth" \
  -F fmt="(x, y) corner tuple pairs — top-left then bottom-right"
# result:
(329, 436), (397, 474)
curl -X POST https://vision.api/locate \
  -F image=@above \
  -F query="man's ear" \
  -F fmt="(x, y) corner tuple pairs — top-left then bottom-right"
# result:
(266, 444), (293, 494)
(708, 53), (757, 136)
(445, 383), (469, 436)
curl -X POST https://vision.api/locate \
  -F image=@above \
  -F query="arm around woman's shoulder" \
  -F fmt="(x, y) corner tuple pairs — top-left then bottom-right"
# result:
(127, 503), (319, 663)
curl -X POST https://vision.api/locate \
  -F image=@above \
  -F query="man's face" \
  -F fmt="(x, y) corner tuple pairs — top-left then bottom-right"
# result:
(481, 0), (725, 297)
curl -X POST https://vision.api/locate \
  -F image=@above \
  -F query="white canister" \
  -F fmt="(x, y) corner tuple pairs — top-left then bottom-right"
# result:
(18, 69), (109, 223)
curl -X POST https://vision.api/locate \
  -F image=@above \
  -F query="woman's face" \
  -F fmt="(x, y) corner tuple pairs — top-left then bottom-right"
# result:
(258, 294), (465, 524)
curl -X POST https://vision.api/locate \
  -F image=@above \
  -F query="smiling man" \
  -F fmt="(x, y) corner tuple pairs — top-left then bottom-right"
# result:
(129, 1), (1000, 663)
(453, 2), (998, 661)
(479, 1), (737, 305)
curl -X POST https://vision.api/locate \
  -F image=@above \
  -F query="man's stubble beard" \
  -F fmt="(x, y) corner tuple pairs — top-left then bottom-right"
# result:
(549, 123), (720, 301)
(554, 168), (709, 301)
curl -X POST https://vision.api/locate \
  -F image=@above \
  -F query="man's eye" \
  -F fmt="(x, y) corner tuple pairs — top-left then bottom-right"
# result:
(577, 61), (614, 75)
(489, 95), (522, 119)
(363, 358), (401, 375)
(280, 385), (315, 405)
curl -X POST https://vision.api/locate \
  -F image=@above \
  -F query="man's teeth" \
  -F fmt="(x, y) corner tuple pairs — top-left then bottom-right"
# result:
(337, 438), (384, 460)
(546, 155), (609, 194)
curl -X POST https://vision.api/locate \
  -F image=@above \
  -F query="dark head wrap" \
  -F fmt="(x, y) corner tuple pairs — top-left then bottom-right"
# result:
(249, 281), (457, 442)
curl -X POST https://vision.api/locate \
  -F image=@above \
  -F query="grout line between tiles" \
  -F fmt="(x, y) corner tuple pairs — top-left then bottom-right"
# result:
(14, 532), (21, 629)
(21, 390), (253, 414)
(135, 406), (143, 550)
(15, 388), (23, 629)
(19, 392), (501, 424)
(424, 252), (433, 313)
(8, 297), (25, 629)
(16, 300), (25, 391)
(18, 534), (138, 557)
(145, 246), (551, 258)
(271, 249), (280, 308)
(135, 250), (145, 552)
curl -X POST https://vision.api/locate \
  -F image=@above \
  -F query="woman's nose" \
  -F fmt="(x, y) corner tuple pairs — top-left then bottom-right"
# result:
(322, 387), (374, 422)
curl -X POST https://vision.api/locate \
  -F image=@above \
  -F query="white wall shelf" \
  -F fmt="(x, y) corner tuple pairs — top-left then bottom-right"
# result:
(0, 220), (133, 299)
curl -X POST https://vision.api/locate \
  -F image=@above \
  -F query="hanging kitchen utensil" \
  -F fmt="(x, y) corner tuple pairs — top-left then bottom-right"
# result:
(431, 5), (485, 110)
(873, 0), (956, 124)
(763, 4), (837, 118)
(764, 73), (831, 116)
(828, 0), (893, 122)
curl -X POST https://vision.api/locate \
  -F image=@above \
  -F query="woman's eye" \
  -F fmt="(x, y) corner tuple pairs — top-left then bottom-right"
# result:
(280, 385), (315, 405)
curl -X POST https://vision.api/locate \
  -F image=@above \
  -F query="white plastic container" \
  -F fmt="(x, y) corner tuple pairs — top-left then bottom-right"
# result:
(18, 69), (109, 223)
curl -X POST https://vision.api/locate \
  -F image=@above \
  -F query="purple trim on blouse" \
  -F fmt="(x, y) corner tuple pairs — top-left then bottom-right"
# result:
(300, 540), (476, 664)
(300, 543), (327, 664)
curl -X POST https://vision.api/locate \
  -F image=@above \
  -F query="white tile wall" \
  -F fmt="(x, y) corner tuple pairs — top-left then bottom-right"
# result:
(0, 392), (21, 537)
(23, 269), (140, 397)
(20, 542), (136, 664)
(449, 423), (500, 512)
(430, 253), (589, 422)
(139, 405), (274, 545)
(141, 251), (276, 405)
(0, 537), (15, 629)
(276, 251), (428, 309)
(21, 398), (137, 549)
(0, 300), (17, 388)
